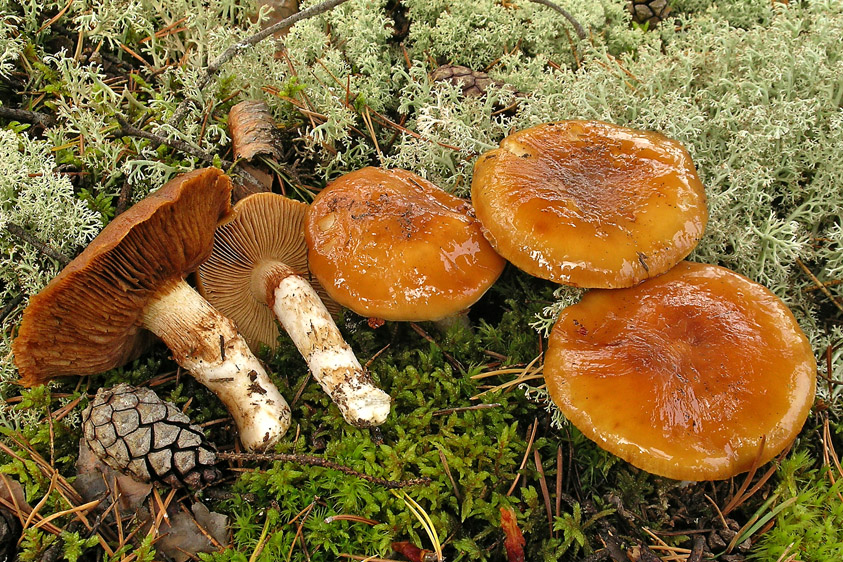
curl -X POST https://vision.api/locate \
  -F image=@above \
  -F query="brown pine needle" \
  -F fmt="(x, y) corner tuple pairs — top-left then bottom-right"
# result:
(533, 449), (554, 536)
(339, 552), (399, 562)
(140, 16), (189, 43)
(36, 0), (74, 33)
(32, 499), (101, 531)
(507, 418), (539, 496)
(22, 473), (58, 532)
(324, 514), (380, 525)
(723, 435), (767, 515)
(180, 504), (225, 549)
(218, 452), (430, 489)
(822, 414), (843, 503)
(470, 354), (544, 400)
(796, 258), (843, 314)
(704, 494), (729, 530)
(118, 43), (155, 71)
(470, 373), (544, 400)
(438, 448), (462, 501)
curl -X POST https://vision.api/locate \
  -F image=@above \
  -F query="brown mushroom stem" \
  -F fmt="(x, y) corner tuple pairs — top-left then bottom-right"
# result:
(142, 278), (291, 451)
(259, 263), (391, 427)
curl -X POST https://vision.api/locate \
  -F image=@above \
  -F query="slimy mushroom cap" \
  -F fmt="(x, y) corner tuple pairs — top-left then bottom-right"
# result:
(305, 167), (506, 321)
(471, 120), (708, 288)
(543, 261), (816, 480)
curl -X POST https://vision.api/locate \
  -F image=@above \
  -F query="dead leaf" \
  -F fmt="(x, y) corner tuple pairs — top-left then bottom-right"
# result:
(74, 439), (152, 519)
(392, 541), (438, 562)
(0, 478), (24, 561)
(146, 501), (228, 562)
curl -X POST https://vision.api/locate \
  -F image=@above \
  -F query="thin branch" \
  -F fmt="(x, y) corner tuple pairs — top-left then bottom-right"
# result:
(4, 223), (71, 265)
(169, 0), (354, 128)
(114, 115), (229, 166)
(432, 403), (500, 416)
(0, 107), (56, 127)
(526, 0), (587, 40)
(0, 294), (25, 323)
(217, 452), (430, 489)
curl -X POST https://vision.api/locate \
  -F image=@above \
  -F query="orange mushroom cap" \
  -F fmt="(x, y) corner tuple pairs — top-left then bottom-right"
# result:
(471, 120), (708, 288)
(305, 167), (506, 321)
(544, 261), (816, 481)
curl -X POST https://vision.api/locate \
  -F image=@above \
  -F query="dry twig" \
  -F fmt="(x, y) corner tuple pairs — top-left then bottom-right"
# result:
(114, 115), (230, 166)
(218, 452), (429, 489)
(169, 0), (354, 127)
(0, 107), (56, 127)
(4, 223), (72, 265)
(525, 0), (587, 40)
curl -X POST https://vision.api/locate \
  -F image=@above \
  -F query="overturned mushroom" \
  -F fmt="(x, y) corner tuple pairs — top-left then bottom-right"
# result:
(305, 167), (506, 322)
(196, 193), (391, 428)
(471, 120), (708, 288)
(543, 261), (817, 480)
(12, 168), (290, 452)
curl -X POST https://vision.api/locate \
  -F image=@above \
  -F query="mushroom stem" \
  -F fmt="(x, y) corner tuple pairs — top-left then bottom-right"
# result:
(432, 310), (473, 334)
(266, 266), (391, 427)
(142, 279), (291, 451)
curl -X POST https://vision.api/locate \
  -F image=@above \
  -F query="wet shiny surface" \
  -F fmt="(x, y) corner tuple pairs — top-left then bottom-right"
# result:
(305, 167), (506, 321)
(544, 262), (816, 480)
(471, 121), (708, 288)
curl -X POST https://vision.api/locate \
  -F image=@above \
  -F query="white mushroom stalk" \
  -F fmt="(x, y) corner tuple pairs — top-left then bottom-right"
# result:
(12, 168), (290, 453)
(267, 265), (391, 427)
(143, 278), (291, 451)
(195, 192), (392, 428)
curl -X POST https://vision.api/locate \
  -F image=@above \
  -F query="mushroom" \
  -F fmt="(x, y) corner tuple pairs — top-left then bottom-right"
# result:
(196, 192), (391, 428)
(543, 261), (817, 480)
(471, 120), (708, 288)
(12, 168), (291, 452)
(304, 167), (506, 323)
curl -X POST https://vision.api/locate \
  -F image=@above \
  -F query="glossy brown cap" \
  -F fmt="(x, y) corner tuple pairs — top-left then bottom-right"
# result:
(471, 120), (708, 288)
(305, 167), (506, 321)
(196, 192), (339, 351)
(13, 168), (233, 387)
(544, 261), (816, 481)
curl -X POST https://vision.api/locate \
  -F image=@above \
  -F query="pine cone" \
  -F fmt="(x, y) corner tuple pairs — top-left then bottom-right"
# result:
(82, 384), (221, 489)
(629, 0), (671, 27)
(431, 64), (503, 98)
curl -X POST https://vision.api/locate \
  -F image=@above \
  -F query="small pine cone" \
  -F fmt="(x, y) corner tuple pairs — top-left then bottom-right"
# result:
(629, 0), (671, 27)
(431, 64), (503, 98)
(82, 384), (221, 489)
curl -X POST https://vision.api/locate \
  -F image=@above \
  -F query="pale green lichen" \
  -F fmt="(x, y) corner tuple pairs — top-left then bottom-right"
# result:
(0, 129), (101, 390)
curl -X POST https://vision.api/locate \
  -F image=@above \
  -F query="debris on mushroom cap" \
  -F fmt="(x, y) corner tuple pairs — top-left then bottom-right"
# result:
(543, 261), (817, 481)
(305, 167), (506, 322)
(471, 120), (708, 288)
(12, 167), (232, 387)
(196, 192), (339, 352)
